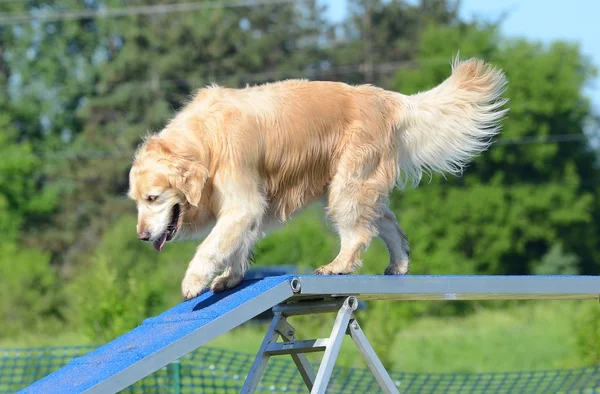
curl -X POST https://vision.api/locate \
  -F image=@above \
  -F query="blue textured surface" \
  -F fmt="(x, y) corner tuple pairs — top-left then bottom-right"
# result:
(19, 275), (294, 394)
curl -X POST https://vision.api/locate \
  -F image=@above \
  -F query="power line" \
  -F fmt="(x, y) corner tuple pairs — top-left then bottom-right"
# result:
(93, 60), (422, 93)
(0, 0), (296, 25)
(95, 56), (466, 95)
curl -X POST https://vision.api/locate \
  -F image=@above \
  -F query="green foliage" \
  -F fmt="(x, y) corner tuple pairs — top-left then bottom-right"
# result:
(355, 19), (600, 337)
(0, 1), (105, 151)
(65, 215), (196, 341)
(0, 243), (59, 337)
(0, 133), (59, 233)
(358, 302), (403, 369)
(390, 21), (599, 279)
(255, 205), (339, 270)
(0, 1), (599, 366)
(396, 177), (593, 276)
(45, 0), (330, 273)
(0, 77), (62, 338)
(572, 301), (600, 366)
(533, 243), (580, 275)
(202, 300), (589, 372)
(332, 0), (460, 85)
(67, 254), (148, 342)
(396, 22), (598, 186)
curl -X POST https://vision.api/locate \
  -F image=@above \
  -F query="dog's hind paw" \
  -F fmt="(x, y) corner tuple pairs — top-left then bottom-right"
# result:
(384, 262), (409, 275)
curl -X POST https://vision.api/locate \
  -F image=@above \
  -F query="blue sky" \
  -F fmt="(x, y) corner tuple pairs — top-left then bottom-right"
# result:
(323, 0), (600, 111)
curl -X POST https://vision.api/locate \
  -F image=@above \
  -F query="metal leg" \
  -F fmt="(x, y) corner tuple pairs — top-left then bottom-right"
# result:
(311, 296), (358, 394)
(241, 312), (283, 393)
(347, 319), (400, 394)
(276, 319), (316, 391)
(243, 296), (392, 394)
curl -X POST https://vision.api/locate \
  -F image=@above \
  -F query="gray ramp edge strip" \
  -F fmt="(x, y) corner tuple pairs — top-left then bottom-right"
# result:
(296, 275), (600, 300)
(84, 281), (295, 394)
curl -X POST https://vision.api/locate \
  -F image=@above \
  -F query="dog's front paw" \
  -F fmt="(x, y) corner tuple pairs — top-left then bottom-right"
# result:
(314, 264), (352, 275)
(181, 272), (210, 300)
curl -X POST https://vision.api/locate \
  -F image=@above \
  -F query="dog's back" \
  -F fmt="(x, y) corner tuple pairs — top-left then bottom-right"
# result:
(186, 79), (394, 220)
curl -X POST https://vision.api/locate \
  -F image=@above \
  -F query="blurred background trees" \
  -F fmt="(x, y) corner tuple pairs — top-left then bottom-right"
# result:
(0, 0), (598, 371)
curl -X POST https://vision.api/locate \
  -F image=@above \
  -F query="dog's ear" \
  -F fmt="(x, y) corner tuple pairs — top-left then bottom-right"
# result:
(170, 160), (209, 207)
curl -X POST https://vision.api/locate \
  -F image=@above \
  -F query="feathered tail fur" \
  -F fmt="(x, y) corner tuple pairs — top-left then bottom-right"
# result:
(394, 57), (509, 188)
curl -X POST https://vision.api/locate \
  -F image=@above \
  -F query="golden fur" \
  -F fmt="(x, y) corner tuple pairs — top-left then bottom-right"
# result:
(128, 57), (508, 299)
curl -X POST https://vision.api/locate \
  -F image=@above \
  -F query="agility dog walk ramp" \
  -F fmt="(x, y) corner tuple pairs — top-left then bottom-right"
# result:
(19, 275), (600, 394)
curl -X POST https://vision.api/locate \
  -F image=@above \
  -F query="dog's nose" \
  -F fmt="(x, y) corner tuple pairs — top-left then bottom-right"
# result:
(137, 230), (151, 241)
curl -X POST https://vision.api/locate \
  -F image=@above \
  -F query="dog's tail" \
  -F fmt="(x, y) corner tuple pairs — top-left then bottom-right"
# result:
(393, 56), (508, 188)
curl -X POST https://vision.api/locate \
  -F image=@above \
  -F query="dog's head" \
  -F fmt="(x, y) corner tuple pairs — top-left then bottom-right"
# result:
(128, 137), (209, 251)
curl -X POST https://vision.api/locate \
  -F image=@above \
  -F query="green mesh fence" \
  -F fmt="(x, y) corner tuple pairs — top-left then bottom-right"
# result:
(1, 346), (599, 393)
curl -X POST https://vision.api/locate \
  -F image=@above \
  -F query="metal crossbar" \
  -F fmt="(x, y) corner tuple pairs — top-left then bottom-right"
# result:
(242, 296), (400, 394)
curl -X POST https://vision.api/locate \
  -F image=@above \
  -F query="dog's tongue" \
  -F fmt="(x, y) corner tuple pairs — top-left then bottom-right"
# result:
(153, 233), (168, 252)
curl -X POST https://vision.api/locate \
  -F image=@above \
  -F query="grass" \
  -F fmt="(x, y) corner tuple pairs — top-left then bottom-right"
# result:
(0, 332), (91, 348)
(204, 299), (591, 373)
(1, 299), (593, 374)
(388, 300), (584, 372)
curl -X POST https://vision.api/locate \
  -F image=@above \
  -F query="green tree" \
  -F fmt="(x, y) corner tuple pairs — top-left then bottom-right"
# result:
(0, 1), (110, 261)
(352, 21), (600, 357)
(329, 0), (460, 86)
(0, 76), (60, 337)
(45, 1), (331, 277)
(392, 22), (599, 276)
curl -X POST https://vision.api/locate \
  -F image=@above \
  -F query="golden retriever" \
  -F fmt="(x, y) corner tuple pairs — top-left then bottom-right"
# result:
(127, 57), (508, 300)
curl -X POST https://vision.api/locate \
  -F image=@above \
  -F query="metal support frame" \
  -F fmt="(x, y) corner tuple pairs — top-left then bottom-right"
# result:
(242, 296), (399, 394)
(347, 319), (398, 393)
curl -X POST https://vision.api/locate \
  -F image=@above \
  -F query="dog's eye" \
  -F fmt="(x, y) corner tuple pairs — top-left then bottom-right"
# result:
(147, 195), (158, 202)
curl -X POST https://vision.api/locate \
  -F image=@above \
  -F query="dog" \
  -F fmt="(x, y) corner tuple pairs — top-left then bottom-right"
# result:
(127, 57), (508, 300)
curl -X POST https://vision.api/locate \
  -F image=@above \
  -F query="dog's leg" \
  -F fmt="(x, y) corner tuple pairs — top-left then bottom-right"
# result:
(181, 209), (261, 299)
(315, 169), (383, 275)
(209, 213), (283, 292)
(181, 168), (266, 300)
(314, 224), (373, 275)
(209, 245), (253, 293)
(376, 205), (410, 275)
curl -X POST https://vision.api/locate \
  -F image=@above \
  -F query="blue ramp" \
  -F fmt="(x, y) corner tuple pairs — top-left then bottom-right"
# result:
(19, 275), (295, 394)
